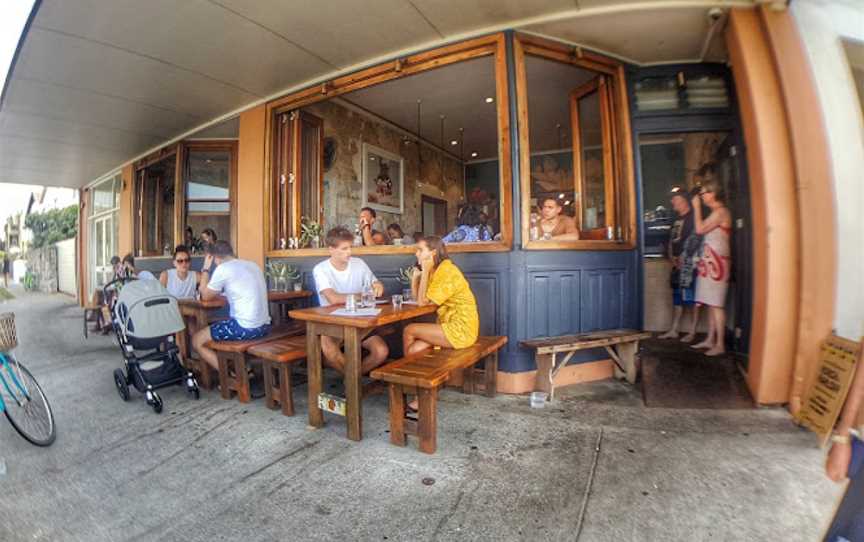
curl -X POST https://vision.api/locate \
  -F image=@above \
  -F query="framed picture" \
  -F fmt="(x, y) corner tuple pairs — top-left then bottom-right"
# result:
(362, 143), (404, 215)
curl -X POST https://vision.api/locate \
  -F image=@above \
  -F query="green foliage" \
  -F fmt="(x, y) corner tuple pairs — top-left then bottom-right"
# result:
(24, 205), (79, 249)
(23, 270), (38, 291)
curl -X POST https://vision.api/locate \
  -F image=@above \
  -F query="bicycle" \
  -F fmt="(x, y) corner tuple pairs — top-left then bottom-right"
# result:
(0, 312), (56, 446)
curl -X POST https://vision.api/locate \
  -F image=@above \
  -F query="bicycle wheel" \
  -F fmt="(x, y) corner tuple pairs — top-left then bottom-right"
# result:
(1, 357), (56, 446)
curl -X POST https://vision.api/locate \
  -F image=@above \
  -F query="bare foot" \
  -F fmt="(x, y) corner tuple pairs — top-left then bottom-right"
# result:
(705, 347), (725, 357)
(658, 330), (678, 339)
(680, 333), (695, 343)
(691, 340), (713, 349)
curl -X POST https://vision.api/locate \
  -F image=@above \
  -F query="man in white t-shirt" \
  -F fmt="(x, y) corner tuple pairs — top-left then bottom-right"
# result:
(313, 227), (388, 374)
(192, 241), (271, 371)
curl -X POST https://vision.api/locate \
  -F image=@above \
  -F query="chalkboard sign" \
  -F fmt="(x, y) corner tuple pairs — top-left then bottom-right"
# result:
(797, 335), (862, 446)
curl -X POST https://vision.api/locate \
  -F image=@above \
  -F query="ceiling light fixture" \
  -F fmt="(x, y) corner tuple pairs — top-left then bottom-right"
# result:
(485, 97), (494, 103)
(558, 193), (565, 199)
(471, 152), (478, 158)
(450, 140), (458, 146)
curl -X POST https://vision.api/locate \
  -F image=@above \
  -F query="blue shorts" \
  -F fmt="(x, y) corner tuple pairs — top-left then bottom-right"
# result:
(673, 287), (696, 306)
(210, 318), (271, 341)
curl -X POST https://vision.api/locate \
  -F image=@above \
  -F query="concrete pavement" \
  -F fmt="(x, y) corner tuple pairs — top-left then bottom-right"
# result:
(0, 288), (843, 541)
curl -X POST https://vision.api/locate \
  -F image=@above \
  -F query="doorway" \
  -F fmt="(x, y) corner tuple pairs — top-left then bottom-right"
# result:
(421, 195), (447, 236)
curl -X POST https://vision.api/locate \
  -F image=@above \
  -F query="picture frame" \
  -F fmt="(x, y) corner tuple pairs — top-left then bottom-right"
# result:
(361, 143), (404, 215)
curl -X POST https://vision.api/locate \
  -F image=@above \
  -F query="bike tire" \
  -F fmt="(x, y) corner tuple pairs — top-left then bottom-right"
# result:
(2, 360), (56, 446)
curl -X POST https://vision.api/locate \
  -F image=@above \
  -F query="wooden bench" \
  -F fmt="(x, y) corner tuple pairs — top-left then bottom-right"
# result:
(371, 336), (507, 454)
(247, 336), (307, 416)
(206, 322), (303, 403)
(520, 329), (651, 399)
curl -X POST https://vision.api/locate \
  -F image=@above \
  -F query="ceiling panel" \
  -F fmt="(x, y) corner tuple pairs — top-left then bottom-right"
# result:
(410, 0), (577, 36)
(216, 0), (441, 68)
(35, 0), (333, 97)
(522, 7), (717, 64)
(5, 78), (201, 139)
(15, 28), (257, 119)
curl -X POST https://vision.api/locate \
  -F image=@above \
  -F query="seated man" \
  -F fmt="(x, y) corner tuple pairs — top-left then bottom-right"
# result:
(359, 207), (386, 246)
(313, 227), (389, 374)
(192, 241), (271, 372)
(538, 197), (579, 240)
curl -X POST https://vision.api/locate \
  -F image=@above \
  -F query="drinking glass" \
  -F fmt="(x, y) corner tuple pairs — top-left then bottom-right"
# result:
(402, 288), (412, 302)
(345, 294), (357, 312)
(391, 294), (403, 309)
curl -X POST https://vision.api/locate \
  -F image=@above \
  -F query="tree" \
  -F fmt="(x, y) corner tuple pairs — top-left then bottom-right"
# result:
(25, 205), (79, 249)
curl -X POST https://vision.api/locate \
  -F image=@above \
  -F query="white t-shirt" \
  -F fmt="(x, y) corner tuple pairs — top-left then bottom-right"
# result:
(313, 258), (377, 306)
(206, 259), (270, 329)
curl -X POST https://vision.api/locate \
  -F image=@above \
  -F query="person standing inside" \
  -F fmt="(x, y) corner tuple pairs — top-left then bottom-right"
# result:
(659, 188), (701, 341)
(313, 227), (388, 374)
(359, 207), (385, 246)
(159, 245), (200, 299)
(691, 180), (732, 356)
(192, 241), (271, 372)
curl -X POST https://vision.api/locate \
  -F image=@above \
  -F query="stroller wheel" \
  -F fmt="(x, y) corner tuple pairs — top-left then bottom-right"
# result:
(113, 369), (130, 402)
(145, 390), (163, 414)
(185, 376), (200, 400)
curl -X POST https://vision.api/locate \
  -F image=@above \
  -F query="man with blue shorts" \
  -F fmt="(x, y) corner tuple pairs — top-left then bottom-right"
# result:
(659, 187), (701, 342)
(192, 241), (271, 372)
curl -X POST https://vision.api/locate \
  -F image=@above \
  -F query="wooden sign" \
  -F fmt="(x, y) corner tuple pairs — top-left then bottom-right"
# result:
(797, 335), (862, 446)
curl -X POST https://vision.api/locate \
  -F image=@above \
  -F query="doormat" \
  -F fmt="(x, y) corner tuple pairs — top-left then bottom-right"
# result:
(640, 339), (754, 409)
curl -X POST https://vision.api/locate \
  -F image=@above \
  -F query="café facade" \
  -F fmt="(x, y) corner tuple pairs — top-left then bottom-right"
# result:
(3, 1), (859, 410)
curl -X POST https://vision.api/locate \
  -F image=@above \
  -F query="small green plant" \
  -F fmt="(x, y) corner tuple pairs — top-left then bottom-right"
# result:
(23, 271), (38, 291)
(398, 266), (415, 286)
(265, 262), (288, 290)
(284, 264), (301, 284)
(300, 216), (324, 248)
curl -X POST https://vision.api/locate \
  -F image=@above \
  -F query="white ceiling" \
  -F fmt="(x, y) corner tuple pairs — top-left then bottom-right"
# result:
(0, 0), (751, 189)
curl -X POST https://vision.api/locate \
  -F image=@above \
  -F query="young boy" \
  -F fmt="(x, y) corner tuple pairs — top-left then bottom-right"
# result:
(313, 227), (389, 373)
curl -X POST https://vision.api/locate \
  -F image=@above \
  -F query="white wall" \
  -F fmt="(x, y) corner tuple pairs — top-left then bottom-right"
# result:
(792, 0), (864, 339)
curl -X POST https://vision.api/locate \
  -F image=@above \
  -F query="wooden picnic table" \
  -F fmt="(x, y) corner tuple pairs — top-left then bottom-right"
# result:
(289, 303), (438, 441)
(176, 291), (312, 388)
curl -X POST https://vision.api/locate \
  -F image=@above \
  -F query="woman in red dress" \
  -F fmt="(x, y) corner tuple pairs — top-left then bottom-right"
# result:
(691, 180), (732, 356)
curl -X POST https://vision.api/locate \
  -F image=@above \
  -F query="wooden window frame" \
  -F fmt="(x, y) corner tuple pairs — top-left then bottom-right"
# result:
(515, 33), (636, 251)
(263, 33), (513, 257)
(182, 140), (238, 249)
(133, 140), (237, 258)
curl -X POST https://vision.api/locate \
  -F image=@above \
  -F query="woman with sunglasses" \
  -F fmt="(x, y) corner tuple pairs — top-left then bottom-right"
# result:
(691, 179), (732, 356)
(159, 245), (200, 299)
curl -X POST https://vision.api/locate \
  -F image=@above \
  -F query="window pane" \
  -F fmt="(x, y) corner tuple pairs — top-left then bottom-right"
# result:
(139, 156), (175, 256)
(685, 75), (729, 109)
(186, 150), (230, 199)
(91, 174), (120, 215)
(187, 201), (230, 213)
(578, 89), (606, 230)
(634, 76), (679, 112)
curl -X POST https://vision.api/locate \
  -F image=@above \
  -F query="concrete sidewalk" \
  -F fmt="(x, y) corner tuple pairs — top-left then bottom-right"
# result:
(0, 289), (842, 541)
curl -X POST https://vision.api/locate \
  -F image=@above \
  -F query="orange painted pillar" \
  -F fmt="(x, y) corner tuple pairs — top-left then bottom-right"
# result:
(759, 6), (837, 413)
(726, 8), (800, 405)
(236, 105), (267, 268)
(118, 164), (135, 258)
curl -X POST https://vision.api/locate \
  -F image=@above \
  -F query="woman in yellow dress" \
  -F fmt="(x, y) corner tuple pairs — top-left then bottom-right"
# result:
(403, 236), (479, 356)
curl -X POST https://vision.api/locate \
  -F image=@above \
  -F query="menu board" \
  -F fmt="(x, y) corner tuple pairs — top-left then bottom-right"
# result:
(797, 335), (862, 446)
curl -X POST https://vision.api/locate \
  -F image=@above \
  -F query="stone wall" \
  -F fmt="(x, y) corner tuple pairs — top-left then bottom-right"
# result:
(25, 245), (58, 293)
(303, 100), (465, 237)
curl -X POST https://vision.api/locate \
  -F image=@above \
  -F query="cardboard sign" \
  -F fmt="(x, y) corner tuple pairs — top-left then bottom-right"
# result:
(797, 335), (862, 446)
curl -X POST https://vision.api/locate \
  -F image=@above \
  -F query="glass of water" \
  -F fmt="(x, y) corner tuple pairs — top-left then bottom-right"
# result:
(391, 294), (403, 309)
(345, 294), (357, 312)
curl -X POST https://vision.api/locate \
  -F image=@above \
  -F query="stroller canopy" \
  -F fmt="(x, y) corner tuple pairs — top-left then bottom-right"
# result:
(116, 279), (185, 339)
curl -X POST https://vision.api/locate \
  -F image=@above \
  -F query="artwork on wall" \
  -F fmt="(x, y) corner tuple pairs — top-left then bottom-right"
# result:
(530, 151), (573, 194)
(362, 143), (404, 214)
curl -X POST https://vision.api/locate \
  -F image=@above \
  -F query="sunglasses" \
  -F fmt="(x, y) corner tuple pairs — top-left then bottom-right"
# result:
(175, 258), (190, 263)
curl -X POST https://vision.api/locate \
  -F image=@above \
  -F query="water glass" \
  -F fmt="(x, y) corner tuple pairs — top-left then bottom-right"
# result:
(402, 288), (412, 302)
(391, 294), (403, 309)
(345, 294), (357, 312)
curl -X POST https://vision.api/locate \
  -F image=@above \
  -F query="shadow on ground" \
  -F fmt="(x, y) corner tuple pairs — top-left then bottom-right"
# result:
(0, 288), (842, 541)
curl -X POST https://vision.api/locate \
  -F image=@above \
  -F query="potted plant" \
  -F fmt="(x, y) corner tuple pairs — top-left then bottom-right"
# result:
(265, 262), (288, 291)
(285, 265), (301, 291)
(300, 216), (324, 249)
(398, 266), (415, 300)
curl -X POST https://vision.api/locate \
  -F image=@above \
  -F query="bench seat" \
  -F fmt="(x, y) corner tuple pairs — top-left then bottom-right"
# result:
(205, 322), (304, 403)
(371, 336), (507, 454)
(247, 336), (307, 416)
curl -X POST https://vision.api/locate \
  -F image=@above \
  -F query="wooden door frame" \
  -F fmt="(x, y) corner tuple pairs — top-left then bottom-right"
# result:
(420, 195), (448, 236)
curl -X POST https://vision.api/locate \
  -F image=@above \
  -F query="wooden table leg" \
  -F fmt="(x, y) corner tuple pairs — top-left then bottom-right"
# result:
(388, 383), (406, 447)
(307, 323), (324, 429)
(344, 326), (363, 441)
(616, 341), (639, 384)
(534, 353), (554, 395)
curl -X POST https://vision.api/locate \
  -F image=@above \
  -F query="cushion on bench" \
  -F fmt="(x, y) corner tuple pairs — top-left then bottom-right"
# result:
(206, 322), (304, 353)
(371, 336), (507, 389)
(247, 335), (307, 363)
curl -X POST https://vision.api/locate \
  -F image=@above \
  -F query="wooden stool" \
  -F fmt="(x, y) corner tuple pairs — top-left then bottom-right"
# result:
(247, 336), (307, 416)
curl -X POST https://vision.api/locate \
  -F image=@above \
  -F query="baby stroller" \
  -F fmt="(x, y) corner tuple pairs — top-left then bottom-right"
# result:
(104, 277), (200, 413)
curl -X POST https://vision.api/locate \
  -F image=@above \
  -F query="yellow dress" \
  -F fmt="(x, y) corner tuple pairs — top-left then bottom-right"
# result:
(425, 259), (479, 349)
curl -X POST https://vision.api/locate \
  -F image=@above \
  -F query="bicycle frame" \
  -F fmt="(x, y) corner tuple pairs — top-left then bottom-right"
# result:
(0, 352), (30, 413)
